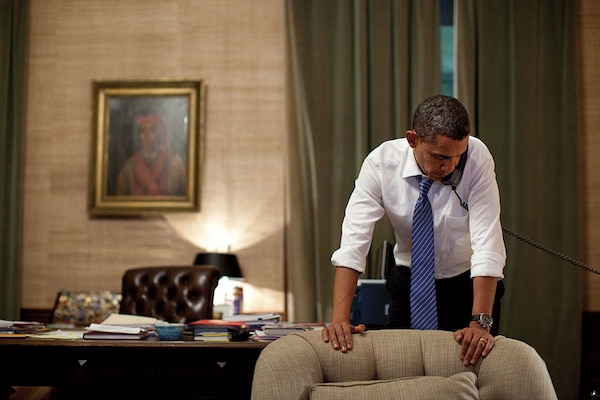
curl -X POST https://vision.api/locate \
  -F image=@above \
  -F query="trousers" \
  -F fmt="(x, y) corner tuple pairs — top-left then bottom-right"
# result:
(385, 265), (504, 336)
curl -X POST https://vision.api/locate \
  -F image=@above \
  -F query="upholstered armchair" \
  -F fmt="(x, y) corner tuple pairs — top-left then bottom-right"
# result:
(251, 329), (557, 400)
(119, 265), (221, 323)
(50, 289), (122, 326)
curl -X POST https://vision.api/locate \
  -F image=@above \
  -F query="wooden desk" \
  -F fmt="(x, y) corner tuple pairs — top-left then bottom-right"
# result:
(0, 336), (269, 400)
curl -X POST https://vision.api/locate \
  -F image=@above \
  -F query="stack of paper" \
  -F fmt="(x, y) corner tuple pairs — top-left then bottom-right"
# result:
(83, 323), (150, 340)
(100, 313), (158, 328)
(253, 322), (325, 342)
(223, 312), (282, 329)
(82, 314), (159, 340)
(0, 319), (43, 336)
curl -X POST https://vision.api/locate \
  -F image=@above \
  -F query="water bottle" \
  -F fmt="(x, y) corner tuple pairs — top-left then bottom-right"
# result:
(233, 286), (243, 315)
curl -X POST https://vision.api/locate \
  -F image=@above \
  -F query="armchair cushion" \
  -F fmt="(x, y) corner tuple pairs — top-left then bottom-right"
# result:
(310, 372), (479, 400)
(119, 265), (221, 323)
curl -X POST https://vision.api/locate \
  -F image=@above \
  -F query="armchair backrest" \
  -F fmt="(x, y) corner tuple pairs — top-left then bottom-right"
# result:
(119, 265), (221, 323)
(251, 329), (557, 400)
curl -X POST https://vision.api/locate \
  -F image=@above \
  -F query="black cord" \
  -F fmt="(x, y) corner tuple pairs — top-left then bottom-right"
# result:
(452, 187), (599, 275)
(502, 227), (600, 275)
(452, 187), (469, 211)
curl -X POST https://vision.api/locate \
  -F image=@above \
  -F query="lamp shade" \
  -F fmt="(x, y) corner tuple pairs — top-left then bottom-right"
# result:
(193, 252), (243, 278)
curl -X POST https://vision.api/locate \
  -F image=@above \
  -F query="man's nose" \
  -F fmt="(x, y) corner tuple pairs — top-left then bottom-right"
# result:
(441, 157), (460, 172)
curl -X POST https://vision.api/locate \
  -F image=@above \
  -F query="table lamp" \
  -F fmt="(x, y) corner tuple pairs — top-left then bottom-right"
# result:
(193, 252), (243, 279)
(193, 252), (243, 316)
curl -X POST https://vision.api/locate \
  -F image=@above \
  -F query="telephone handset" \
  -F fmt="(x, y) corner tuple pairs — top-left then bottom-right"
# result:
(441, 146), (600, 275)
(441, 148), (468, 188)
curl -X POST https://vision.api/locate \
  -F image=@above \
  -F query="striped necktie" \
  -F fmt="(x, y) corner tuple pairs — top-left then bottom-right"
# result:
(410, 176), (438, 330)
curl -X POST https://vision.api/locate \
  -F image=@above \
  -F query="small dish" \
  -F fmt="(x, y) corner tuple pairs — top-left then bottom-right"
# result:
(154, 323), (185, 341)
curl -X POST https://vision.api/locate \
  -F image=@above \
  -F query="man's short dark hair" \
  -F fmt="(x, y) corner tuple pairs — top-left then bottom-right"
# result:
(412, 95), (470, 142)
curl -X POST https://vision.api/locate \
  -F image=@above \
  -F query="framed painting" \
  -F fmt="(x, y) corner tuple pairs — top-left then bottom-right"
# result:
(89, 80), (204, 215)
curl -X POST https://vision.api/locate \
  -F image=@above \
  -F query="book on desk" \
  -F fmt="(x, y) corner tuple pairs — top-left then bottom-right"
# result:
(186, 319), (250, 342)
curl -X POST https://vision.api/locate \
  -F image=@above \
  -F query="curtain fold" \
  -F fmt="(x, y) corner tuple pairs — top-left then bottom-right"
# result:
(456, 1), (580, 398)
(285, 0), (439, 323)
(0, 0), (28, 319)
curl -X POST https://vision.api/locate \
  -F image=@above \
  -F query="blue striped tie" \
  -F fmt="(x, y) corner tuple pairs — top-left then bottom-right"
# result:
(410, 176), (438, 330)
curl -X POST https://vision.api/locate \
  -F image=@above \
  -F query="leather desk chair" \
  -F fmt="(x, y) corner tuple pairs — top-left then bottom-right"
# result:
(119, 265), (221, 323)
(11, 266), (221, 400)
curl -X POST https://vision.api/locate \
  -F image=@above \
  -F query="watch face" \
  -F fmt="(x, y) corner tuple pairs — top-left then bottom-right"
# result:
(472, 313), (493, 328)
(480, 314), (493, 327)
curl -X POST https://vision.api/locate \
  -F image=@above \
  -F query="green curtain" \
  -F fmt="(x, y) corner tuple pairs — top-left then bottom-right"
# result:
(285, 0), (440, 323)
(456, 1), (580, 398)
(287, 0), (580, 398)
(0, 0), (28, 320)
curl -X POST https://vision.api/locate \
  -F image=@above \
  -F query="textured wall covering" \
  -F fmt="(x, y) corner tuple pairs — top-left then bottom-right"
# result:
(22, 0), (286, 313)
(579, 0), (600, 311)
(19, 0), (600, 317)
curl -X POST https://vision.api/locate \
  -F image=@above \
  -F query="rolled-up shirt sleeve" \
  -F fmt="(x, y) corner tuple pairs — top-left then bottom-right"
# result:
(464, 143), (506, 279)
(331, 156), (385, 274)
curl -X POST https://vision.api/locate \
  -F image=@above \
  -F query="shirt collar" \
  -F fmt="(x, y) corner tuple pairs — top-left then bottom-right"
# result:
(402, 147), (423, 179)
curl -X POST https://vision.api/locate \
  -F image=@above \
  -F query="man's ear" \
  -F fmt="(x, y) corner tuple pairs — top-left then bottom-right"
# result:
(406, 130), (417, 148)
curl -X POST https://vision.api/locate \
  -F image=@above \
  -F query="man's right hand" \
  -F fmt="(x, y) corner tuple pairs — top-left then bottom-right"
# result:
(323, 266), (364, 352)
(321, 321), (366, 352)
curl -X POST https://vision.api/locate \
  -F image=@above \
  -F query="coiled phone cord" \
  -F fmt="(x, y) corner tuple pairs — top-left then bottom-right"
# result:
(502, 227), (600, 275)
(452, 187), (599, 275)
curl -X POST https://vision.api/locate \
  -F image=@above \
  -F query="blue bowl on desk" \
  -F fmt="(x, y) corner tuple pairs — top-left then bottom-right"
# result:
(154, 323), (185, 341)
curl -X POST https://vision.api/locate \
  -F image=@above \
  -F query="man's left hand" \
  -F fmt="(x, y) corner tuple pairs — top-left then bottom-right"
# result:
(453, 324), (494, 366)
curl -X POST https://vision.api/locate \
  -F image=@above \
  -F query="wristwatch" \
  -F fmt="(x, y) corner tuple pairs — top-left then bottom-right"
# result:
(471, 313), (493, 329)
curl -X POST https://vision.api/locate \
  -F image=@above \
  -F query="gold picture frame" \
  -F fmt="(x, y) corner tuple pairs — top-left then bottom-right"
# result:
(89, 80), (204, 215)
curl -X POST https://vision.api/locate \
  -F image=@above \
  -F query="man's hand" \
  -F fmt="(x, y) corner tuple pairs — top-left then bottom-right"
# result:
(454, 324), (494, 366)
(321, 321), (366, 352)
(323, 267), (364, 352)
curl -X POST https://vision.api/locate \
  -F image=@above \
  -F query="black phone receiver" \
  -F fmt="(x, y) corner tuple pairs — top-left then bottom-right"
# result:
(441, 146), (468, 188)
(442, 147), (469, 211)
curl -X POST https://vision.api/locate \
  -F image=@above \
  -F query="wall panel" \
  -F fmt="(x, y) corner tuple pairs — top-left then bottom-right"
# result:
(579, 0), (600, 311)
(22, 0), (286, 313)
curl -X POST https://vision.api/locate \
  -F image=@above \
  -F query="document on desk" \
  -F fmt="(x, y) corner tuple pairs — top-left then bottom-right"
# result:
(83, 323), (150, 340)
(100, 313), (158, 327)
(0, 319), (43, 334)
(223, 312), (282, 324)
(28, 330), (85, 340)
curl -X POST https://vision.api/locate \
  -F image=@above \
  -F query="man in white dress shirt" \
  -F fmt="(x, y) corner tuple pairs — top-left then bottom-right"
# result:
(322, 95), (506, 367)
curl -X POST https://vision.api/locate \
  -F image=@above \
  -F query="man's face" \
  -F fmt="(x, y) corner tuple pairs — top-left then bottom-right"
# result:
(406, 130), (468, 182)
(137, 114), (164, 152)
(139, 124), (159, 150)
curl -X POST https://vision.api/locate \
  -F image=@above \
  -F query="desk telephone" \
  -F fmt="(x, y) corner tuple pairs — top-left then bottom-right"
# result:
(443, 148), (600, 275)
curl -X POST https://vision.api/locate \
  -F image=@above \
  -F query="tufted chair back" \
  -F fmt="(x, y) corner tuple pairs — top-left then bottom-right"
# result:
(119, 265), (221, 323)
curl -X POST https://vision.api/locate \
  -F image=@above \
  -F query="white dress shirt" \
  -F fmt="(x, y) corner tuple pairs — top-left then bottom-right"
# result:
(331, 135), (506, 279)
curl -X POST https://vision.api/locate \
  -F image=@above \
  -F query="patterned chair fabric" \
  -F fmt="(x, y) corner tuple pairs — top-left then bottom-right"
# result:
(51, 290), (122, 326)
